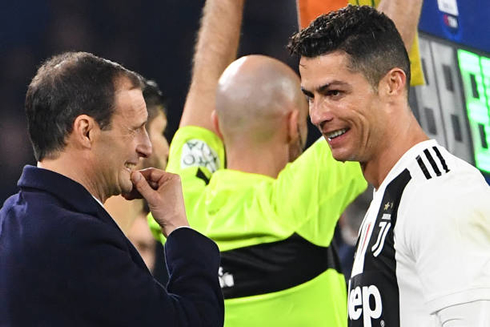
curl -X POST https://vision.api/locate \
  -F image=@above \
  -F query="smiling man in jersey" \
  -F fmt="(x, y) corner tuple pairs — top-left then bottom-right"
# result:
(289, 4), (490, 327)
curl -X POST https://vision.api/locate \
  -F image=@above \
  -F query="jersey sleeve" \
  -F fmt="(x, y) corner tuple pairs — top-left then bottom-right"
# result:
(166, 126), (225, 179)
(273, 138), (368, 245)
(400, 177), (490, 314)
(435, 300), (490, 326)
(148, 126), (226, 243)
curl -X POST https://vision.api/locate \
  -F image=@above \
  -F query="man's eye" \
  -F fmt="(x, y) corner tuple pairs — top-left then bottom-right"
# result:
(327, 90), (341, 96)
(131, 126), (145, 136)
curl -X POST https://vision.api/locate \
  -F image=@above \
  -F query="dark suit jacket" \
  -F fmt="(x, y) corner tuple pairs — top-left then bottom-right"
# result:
(0, 165), (224, 326)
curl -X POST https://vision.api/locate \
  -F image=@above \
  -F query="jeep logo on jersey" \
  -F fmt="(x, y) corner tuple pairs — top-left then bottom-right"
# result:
(348, 285), (382, 327)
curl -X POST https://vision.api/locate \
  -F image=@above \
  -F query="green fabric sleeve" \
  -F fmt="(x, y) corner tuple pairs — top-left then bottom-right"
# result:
(148, 126), (225, 243)
(273, 138), (367, 245)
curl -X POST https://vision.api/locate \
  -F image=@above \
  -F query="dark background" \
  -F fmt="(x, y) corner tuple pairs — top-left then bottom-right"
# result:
(4, 1), (490, 204)
(0, 0), (321, 204)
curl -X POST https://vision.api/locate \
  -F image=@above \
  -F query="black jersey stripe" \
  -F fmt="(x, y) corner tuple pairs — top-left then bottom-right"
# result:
(423, 149), (442, 176)
(348, 169), (412, 327)
(219, 233), (341, 299)
(416, 155), (432, 179)
(432, 146), (450, 173)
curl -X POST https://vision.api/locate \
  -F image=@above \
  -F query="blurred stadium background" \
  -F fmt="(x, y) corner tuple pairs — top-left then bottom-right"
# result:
(2, 0), (490, 205)
(0, 0), (311, 204)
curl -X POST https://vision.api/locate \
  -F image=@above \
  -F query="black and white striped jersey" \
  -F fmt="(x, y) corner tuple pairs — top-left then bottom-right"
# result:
(348, 140), (490, 327)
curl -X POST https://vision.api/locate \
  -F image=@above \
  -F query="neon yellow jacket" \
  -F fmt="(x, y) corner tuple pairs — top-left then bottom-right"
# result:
(150, 126), (367, 326)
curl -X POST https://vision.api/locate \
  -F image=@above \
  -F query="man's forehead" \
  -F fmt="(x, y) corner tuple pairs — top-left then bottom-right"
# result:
(300, 54), (358, 87)
(299, 51), (349, 70)
(114, 87), (147, 120)
(149, 110), (167, 128)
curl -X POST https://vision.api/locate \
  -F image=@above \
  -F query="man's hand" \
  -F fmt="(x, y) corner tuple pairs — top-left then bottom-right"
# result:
(124, 168), (189, 237)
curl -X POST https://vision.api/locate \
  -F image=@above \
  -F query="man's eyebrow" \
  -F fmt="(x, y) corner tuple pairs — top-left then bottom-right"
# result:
(318, 81), (349, 92)
(301, 87), (313, 97)
(303, 81), (349, 95)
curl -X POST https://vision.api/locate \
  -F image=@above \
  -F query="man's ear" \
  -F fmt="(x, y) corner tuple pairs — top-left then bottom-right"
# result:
(287, 109), (299, 145)
(383, 68), (407, 97)
(73, 114), (96, 149)
(211, 110), (224, 140)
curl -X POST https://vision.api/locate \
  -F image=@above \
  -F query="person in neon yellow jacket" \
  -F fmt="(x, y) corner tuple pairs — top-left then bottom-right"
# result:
(149, 1), (367, 326)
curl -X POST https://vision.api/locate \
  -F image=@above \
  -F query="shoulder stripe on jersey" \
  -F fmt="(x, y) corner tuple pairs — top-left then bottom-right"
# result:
(416, 155), (432, 179)
(432, 146), (450, 173)
(423, 149), (442, 176)
(196, 168), (210, 185)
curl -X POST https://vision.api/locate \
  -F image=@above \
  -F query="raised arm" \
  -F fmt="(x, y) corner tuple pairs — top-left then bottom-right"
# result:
(377, 0), (424, 52)
(180, 0), (245, 132)
(295, 0), (425, 86)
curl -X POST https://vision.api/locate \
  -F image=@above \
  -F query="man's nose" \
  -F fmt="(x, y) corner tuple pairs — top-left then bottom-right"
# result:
(137, 129), (152, 158)
(309, 99), (332, 127)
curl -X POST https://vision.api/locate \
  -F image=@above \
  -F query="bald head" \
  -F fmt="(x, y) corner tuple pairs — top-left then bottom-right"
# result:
(216, 55), (307, 145)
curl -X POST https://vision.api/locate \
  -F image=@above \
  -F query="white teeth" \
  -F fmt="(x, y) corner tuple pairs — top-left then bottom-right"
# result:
(124, 163), (135, 171)
(327, 128), (347, 140)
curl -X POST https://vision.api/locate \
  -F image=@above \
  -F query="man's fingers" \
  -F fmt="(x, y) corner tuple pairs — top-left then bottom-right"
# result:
(125, 168), (175, 201)
(130, 170), (155, 200)
(138, 168), (165, 188)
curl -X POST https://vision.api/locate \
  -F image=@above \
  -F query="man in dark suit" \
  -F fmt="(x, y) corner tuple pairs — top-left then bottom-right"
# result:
(0, 51), (224, 326)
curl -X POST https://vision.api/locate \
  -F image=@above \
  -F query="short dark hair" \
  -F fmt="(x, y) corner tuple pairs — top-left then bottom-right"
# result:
(288, 5), (410, 90)
(25, 51), (143, 161)
(142, 79), (166, 127)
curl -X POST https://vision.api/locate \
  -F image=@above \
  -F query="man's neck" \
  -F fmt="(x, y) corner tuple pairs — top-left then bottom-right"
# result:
(363, 115), (429, 189)
(225, 143), (289, 178)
